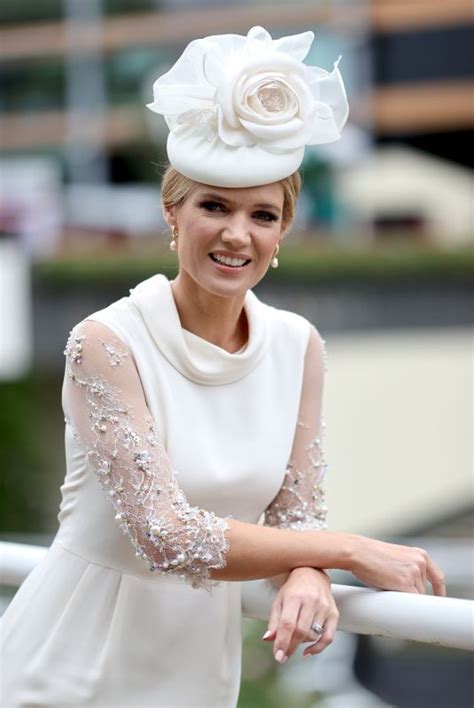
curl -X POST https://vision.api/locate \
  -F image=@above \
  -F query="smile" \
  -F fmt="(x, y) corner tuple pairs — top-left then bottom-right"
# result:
(209, 253), (251, 268)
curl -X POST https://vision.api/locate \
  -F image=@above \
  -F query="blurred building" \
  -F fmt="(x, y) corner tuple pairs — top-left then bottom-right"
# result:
(0, 0), (472, 252)
(337, 146), (472, 245)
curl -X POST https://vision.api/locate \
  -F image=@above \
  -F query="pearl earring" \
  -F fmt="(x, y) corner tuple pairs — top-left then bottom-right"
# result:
(271, 243), (280, 269)
(170, 226), (178, 251)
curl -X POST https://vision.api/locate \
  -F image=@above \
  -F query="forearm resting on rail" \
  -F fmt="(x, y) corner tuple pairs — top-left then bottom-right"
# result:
(210, 518), (354, 582)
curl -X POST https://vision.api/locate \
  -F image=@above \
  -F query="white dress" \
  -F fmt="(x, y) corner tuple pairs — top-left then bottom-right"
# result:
(1, 273), (328, 707)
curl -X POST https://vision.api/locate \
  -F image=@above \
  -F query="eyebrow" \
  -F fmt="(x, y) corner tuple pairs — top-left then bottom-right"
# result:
(198, 192), (282, 214)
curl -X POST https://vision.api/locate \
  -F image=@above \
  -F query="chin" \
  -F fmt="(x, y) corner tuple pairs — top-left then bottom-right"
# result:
(203, 277), (250, 299)
(182, 263), (264, 298)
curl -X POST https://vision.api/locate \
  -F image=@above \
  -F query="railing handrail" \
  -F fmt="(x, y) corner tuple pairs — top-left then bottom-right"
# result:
(1, 541), (473, 651)
(242, 579), (474, 651)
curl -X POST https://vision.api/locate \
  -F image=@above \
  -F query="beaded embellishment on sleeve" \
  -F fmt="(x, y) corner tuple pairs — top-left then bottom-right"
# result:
(263, 419), (328, 531)
(63, 324), (231, 592)
(263, 333), (328, 532)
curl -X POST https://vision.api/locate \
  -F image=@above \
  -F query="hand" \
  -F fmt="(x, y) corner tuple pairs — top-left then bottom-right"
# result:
(262, 567), (339, 663)
(349, 536), (446, 596)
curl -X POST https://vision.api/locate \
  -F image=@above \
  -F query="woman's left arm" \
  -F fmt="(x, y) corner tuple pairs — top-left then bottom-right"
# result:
(262, 325), (338, 661)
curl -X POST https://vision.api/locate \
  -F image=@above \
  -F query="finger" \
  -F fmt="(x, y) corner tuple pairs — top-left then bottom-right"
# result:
(414, 571), (426, 594)
(425, 555), (446, 597)
(273, 598), (301, 663)
(420, 560), (428, 593)
(301, 609), (327, 656)
(303, 610), (339, 657)
(414, 549), (428, 594)
(263, 596), (282, 640)
(286, 598), (324, 657)
(302, 635), (324, 657)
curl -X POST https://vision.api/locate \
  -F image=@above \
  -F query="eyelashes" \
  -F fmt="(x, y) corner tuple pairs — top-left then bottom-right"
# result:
(199, 201), (279, 223)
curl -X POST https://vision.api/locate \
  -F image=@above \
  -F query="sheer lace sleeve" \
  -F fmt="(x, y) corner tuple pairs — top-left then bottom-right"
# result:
(263, 326), (328, 532)
(62, 320), (231, 592)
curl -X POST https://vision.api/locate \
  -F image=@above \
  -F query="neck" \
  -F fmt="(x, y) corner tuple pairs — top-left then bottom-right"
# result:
(170, 272), (248, 353)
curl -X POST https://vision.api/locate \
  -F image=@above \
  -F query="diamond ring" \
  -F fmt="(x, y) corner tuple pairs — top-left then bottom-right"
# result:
(310, 622), (325, 636)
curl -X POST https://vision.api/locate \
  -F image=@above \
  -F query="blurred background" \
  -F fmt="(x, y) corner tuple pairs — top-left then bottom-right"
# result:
(0, 1), (472, 706)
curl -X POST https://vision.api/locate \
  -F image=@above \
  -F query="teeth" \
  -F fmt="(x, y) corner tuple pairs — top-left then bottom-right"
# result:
(212, 254), (247, 267)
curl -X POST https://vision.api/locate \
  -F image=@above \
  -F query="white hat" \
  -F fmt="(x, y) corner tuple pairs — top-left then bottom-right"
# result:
(146, 25), (349, 188)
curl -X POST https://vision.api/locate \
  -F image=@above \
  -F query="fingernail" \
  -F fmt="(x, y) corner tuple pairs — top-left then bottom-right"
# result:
(275, 650), (287, 664)
(262, 630), (272, 640)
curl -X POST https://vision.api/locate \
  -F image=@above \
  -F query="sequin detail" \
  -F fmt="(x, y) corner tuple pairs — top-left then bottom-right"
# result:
(63, 323), (231, 592)
(263, 325), (329, 533)
(321, 338), (328, 373)
(64, 331), (85, 364)
(264, 418), (328, 531)
(100, 339), (129, 368)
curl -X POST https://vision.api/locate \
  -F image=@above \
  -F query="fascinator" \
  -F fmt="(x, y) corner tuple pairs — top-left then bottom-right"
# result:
(147, 26), (349, 187)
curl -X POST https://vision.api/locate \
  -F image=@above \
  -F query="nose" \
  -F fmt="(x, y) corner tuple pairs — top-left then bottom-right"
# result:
(220, 215), (251, 249)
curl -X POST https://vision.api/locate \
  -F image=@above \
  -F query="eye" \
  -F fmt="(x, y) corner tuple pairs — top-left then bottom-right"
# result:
(200, 200), (226, 212)
(199, 201), (278, 223)
(254, 211), (278, 222)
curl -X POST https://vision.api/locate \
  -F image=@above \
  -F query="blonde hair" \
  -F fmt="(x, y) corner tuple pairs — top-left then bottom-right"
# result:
(160, 165), (301, 231)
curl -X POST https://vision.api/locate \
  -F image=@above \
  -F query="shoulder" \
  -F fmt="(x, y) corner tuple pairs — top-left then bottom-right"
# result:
(304, 325), (327, 382)
(65, 319), (131, 369)
(306, 324), (326, 362)
(68, 288), (141, 353)
(262, 301), (326, 372)
(264, 302), (323, 349)
(69, 318), (127, 346)
(264, 302), (309, 337)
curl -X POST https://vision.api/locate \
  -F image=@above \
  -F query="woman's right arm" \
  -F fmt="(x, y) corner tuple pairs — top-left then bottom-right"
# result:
(213, 324), (445, 597)
(212, 521), (446, 597)
(211, 520), (353, 581)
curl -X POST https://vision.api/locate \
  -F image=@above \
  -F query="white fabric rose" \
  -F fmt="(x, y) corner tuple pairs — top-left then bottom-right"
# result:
(147, 26), (349, 187)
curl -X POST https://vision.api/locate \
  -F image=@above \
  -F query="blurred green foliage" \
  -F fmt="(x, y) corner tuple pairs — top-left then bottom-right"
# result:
(0, 59), (64, 113)
(0, 0), (157, 25)
(238, 619), (322, 707)
(36, 245), (474, 287)
(0, 373), (64, 535)
(0, 0), (63, 25)
(104, 0), (156, 17)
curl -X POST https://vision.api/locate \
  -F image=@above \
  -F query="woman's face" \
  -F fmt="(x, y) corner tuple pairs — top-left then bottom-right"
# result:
(164, 183), (286, 298)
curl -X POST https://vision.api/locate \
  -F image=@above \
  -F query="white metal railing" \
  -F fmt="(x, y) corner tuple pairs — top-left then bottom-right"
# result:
(242, 578), (474, 651)
(1, 541), (47, 587)
(1, 541), (473, 651)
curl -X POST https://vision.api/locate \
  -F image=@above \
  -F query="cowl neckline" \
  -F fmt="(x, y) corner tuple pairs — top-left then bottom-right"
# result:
(129, 273), (269, 385)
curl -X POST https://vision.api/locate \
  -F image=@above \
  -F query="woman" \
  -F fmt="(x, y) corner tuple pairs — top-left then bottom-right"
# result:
(1, 26), (445, 708)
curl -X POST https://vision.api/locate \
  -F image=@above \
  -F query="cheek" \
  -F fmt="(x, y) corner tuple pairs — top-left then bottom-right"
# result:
(178, 221), (214, 259)
(259, 230), (281, 257)
(249, 241), (273, 270)
(185, 216), (217, 240)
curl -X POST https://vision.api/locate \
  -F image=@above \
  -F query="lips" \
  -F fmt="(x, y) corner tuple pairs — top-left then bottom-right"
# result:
(209, 252), (252, 268)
